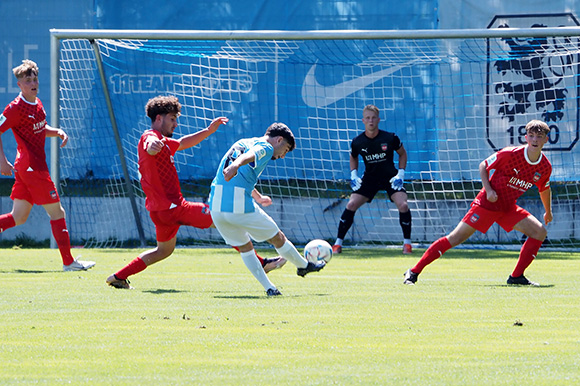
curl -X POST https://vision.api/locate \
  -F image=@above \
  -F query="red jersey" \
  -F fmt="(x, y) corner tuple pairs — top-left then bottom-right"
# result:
(0, 94), (48, 172)
(138, 129), (183, 211)
(473, 145), (551, 212)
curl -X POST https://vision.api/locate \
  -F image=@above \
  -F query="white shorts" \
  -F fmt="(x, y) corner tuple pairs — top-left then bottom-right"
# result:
(210, 206), (280, 247)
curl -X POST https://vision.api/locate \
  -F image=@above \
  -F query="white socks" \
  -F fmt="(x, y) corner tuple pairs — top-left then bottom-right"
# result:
(276, 240), (308, 269)
(240, 250), (275, 291)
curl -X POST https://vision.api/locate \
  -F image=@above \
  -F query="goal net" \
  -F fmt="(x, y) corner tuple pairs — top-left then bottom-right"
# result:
(51, 26), (580, 249)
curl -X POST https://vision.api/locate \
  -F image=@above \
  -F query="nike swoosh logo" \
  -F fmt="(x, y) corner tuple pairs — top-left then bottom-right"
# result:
(301, 61), (417, 108)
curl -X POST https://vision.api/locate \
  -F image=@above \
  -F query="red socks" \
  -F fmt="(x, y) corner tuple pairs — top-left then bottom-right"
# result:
(0, 213), (16, 233)
(115, 257), (147, 280)
(512, 237), (543, 277)
(411, 235), (542, 278)
(412, 237), (452, 274)
(50, 218), (75, 266)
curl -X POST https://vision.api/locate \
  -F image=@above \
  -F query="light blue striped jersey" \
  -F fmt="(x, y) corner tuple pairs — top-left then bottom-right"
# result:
(209, 137), (274, 213)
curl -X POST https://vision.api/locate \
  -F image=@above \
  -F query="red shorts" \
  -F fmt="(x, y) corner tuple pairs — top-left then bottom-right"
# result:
(10, 170), (60, 205)
(149, 201), (212, 242)
(461, 203), (530, 233)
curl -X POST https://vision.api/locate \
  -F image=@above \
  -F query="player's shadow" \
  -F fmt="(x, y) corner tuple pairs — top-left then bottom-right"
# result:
(485, 284), (555, 288)
(214, 293), (330, 299)
(143, 288), (188, 294)
(0, 269), (54, 274)
(214, 295), (265, 299)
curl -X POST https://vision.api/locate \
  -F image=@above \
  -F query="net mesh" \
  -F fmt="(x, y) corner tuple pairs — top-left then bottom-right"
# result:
(56, 30), (580, 248)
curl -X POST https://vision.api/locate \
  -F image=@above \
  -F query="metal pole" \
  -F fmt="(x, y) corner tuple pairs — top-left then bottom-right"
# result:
(49, 33), (60, 249)
(50, 26), (580, 41)
(90, 39), (147, 247)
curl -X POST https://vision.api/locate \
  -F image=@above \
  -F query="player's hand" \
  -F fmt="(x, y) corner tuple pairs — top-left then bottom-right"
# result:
(208, 117), (229, 133)
(350, 169), (362, 191)
(544, 211), (553, 225)
(223, 164), (239, 181)
(486, 189), (498, 203)
(350, 177), (362, 191)
(255, 195), (272, 207)
(389, 169), (405, 190)
(0, 160), (14, 176)
(146, 138), (164, 156)
(57, 129), (69, 148)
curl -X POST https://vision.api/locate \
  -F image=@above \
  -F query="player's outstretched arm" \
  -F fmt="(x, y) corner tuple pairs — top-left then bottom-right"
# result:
(177, 117), (229, 151)
(540, 188), (553, 224)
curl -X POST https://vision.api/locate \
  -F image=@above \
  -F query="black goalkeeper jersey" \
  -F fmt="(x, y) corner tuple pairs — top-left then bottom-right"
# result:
(350, 129), (402, 179)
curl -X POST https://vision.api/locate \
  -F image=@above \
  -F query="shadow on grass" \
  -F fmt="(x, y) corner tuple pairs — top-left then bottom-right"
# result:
(0, 269), (55, 274)
(486, 284), (556, 288)
(143, 288), (188, 294)
(338, 248), (580, 260)
(214, 293), (330, 299)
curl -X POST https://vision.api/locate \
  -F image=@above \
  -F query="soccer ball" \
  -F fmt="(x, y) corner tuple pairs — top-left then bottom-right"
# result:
(304, 239), (333, 264)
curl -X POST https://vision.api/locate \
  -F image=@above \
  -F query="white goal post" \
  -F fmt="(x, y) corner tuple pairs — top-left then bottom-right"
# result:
(50, 26), (580, 249)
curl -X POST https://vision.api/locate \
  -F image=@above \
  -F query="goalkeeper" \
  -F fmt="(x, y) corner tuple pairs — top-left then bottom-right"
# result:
(332, 104), (413, 254)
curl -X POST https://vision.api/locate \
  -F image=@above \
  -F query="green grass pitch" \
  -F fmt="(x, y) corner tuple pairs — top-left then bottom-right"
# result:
(1, 247), (579, 385)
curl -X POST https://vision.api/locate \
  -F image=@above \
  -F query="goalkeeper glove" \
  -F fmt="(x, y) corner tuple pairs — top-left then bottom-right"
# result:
(389, 169), (405, 190)
(350, 169), (362, 191)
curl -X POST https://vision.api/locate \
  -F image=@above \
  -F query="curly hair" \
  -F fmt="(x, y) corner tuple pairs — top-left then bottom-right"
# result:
(145, 95), (181, 123)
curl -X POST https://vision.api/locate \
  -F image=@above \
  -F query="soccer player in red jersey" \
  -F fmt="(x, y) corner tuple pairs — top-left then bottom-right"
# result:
(404, 120), (553, 286)
(106, 96), (284, 289)
(0, 60), (95, 271)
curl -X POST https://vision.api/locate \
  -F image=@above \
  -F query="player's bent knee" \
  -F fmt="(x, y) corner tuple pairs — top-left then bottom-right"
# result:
(267, 231), (286, 248)
(398, 204), (409, 212)
(536, 226), (548, 241)
(526, 225), (547, 241)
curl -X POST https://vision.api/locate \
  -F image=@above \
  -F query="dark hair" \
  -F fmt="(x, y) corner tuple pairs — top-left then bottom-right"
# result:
(265, 122), (296, 151)
(145, 95), (181, 123)
(525, 120), (550, 136)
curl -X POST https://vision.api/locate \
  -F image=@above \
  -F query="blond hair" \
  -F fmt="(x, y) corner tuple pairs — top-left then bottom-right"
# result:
(363, 104), (379, 116)
(13, 59), (39, 79)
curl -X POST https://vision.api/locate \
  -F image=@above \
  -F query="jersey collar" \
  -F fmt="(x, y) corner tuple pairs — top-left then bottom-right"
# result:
(523, 144), (543, 165)
(18, 92), (38, 106)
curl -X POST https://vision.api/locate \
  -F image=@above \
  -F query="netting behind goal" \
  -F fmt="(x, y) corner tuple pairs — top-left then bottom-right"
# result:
(53, 27), (580, 249)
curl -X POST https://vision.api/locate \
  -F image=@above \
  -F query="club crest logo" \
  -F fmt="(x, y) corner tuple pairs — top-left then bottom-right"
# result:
(381, 144), (388, 151)
(486, 13), (580, 152)
(533, 172), (541, 182)
(470, 213), (480, 224)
